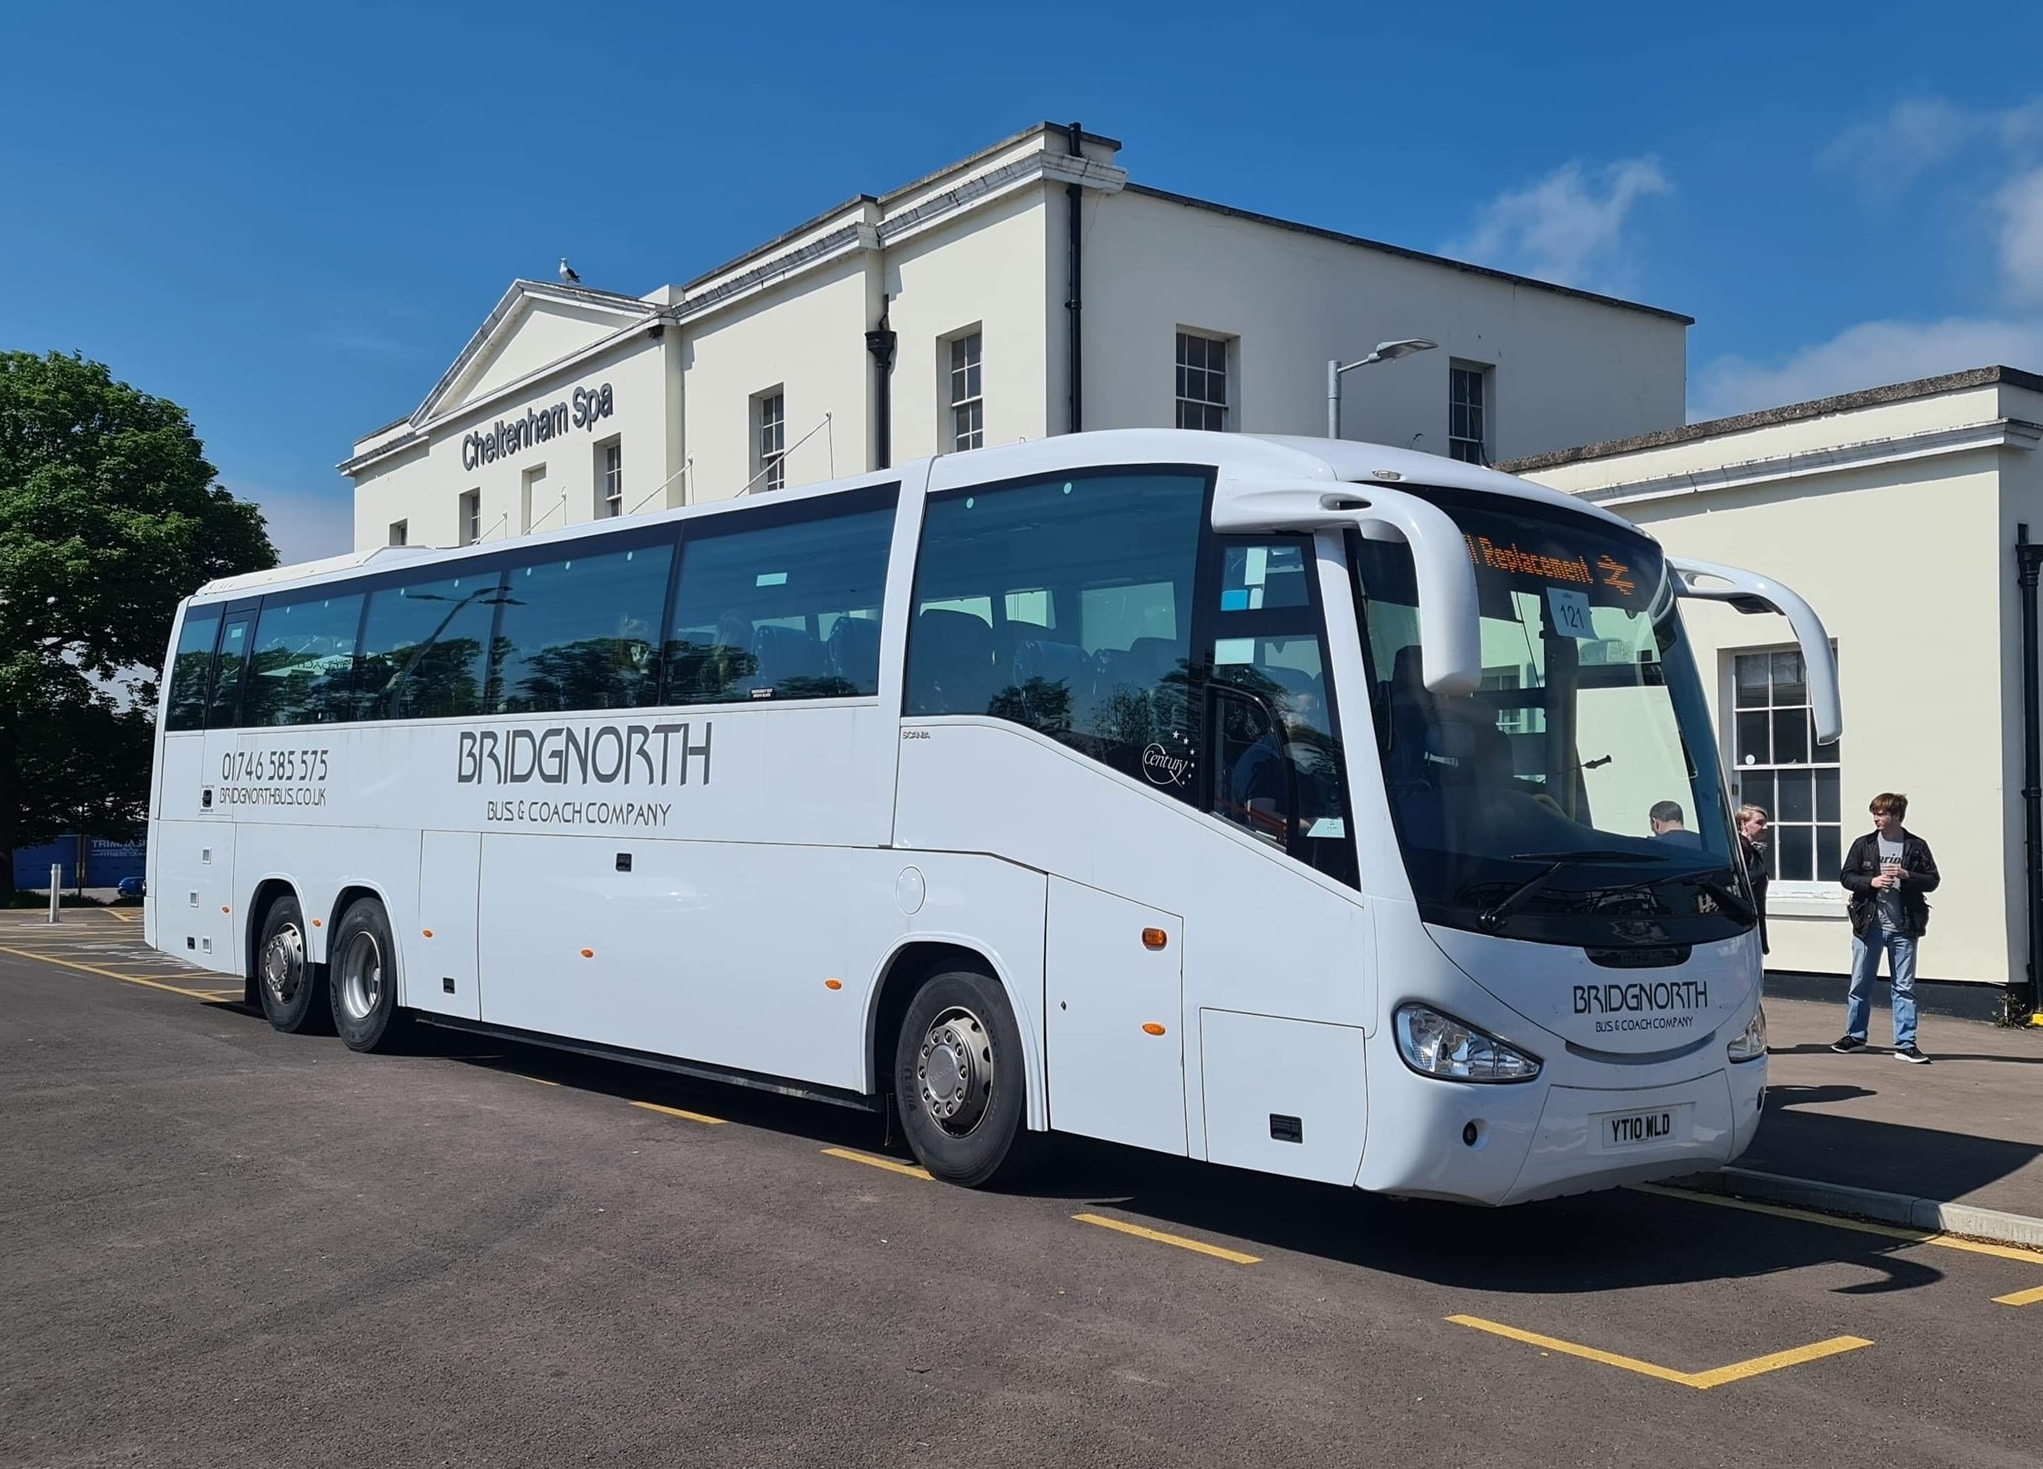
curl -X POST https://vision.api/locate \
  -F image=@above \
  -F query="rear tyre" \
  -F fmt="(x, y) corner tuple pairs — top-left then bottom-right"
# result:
(893, 968), (1034, 1187)
(328, 897), (411, 1054)
(256, 894), (328, 1034)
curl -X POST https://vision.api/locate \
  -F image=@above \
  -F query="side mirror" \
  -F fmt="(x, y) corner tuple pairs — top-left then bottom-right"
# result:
(1667, 556), (1842, 744)
(1213, 477), (1481, 694)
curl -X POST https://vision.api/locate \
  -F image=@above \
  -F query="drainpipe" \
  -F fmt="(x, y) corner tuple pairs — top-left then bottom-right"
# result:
(865, 307), (896, 470)
(2014, 524), (2043, 1023)
(1065, 121), (1084, 435)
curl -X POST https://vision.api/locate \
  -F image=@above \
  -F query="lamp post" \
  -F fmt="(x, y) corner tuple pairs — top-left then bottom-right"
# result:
(1327, 338), (1438, 440)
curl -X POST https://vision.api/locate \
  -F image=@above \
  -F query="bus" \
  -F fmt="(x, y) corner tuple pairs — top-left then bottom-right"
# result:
(145, 430), (1840, 1204)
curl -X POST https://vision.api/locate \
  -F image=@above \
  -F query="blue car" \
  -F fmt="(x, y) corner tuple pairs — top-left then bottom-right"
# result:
(115, 876), (146, 899)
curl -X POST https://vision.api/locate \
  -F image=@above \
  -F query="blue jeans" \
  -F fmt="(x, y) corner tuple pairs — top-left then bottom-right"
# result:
(1846, 929), (1918, 1049)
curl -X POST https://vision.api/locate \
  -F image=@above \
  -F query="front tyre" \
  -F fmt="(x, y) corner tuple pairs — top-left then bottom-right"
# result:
(256, 894), (328, 1034)
(893, 969), (1033, 1187)
(328, 897), (411, 1054)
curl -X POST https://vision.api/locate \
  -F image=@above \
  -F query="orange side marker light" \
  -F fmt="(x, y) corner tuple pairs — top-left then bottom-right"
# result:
(422, 929), (434, 939)
(580, 948), (594, 959)
(1142, 1022), (1167, 1036)
(1142, 928), (1167, 950)
(824, 978), (843, 990)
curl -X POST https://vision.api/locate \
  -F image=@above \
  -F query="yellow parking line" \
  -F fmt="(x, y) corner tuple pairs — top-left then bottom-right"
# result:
(629, 1100), (725, 1126)
(1448, 1315), (1871, 1389)
(513, 1074), (561, 1087)
(0, 945), (221, 1001)
(1994, 1282), (2043, 1307)
(821, 1146), (931, 1180)
(104, 909), (137, 923)
(1072, 1213), (1261, 1265)
(1631, 1183), (2043, 1266)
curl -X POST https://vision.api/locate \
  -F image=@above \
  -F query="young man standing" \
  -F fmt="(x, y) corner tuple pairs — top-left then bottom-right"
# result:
(1834, 792), (1941, 1063)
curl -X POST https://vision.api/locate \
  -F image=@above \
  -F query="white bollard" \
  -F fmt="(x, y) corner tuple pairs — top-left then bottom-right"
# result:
(48, 864), (61, 924)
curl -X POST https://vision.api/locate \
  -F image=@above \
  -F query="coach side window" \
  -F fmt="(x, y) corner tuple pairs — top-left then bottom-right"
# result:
(491, 540), (672, 714)
(163, 608), (221, 732)
(905, 468), (1208, 797)
(355, 571), (505, 721)
(244, 593), (365, 726)
(664, 487), (897, 705)
(208, 614), (253, 729)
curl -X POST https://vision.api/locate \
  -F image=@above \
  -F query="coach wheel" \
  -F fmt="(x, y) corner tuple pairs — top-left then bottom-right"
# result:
(329, 897), (410, 1054)
(893, 968), (1034, 1187)
(256, 894), (329, 1034)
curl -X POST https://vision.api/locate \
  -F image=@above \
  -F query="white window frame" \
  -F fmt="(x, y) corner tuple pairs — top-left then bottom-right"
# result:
(1724, 643), (1846, 910)
(1175, 330), (1231, 432)
(388, 519), (408, 548)
(460, 489), (481, 546)
(520, 464), (548, 533)
(754, 389), (786, 493)
(598, 438), (623, 519)
(1449, 361), (1492, 465)
(945, 330), (984, 452)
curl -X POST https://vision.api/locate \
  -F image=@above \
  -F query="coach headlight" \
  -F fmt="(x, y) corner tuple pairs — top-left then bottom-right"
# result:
(1725, 1004), (1768, 1063)
(1393, 1004), (1542, 1083)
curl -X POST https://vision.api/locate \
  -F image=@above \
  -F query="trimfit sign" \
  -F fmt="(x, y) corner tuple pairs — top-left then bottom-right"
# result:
(462, 382), (615, 470)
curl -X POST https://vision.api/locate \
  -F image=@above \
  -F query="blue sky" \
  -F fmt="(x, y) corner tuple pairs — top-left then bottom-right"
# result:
(5, 1), (2041, 561)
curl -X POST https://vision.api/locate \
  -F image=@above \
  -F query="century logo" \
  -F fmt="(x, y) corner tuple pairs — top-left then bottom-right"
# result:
(456, 721), (711, 788)
(1573, 980), (1708, 1015)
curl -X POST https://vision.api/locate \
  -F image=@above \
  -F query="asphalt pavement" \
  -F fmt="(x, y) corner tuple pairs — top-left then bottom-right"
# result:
(4, 910), (2041, 1469)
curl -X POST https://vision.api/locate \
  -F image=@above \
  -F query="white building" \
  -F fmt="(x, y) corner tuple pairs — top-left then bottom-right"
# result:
(1513, 366), (2043, 999)
(345, 121), (1691, 551)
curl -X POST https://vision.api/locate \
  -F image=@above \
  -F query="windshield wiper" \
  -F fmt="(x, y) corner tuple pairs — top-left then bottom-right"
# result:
(1478, 851), (1666, 932)
(1675, 869), (1758, 924)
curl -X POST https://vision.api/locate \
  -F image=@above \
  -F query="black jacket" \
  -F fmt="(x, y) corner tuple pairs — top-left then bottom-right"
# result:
(1840, 829), (1940, 938)
(1739, 834), (1770, 953)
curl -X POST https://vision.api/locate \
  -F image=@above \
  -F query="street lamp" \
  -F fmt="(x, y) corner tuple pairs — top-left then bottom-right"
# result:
(1327, 338), (1438, 439)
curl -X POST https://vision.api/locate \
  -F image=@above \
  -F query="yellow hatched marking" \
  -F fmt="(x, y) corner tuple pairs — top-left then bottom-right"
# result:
(1630, 1183), (2043, 1266)
(1448, 1315), (1871, 1390)
(1994, 1282), (2043, 1307)
(1072, 1213), (1261, 1265)
(0, 946), (221, 1001)
(821, 1146), (931, 1180)
(629, 1100), (725, 1126)
(104, 909), (137, 924)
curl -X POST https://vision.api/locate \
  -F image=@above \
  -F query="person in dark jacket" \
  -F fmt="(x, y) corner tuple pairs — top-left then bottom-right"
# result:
(1833, 792), (1941, 1062)
(1736, 804), (1770, 955)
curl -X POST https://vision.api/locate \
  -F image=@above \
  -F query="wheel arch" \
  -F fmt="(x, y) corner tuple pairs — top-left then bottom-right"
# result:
(326, 884), (406, 1004)
(862, 936), (1047, 1132)
(243, 877), (307, 1006)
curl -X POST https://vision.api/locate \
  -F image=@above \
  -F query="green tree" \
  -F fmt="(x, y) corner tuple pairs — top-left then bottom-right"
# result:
(0, 351), (275, 898)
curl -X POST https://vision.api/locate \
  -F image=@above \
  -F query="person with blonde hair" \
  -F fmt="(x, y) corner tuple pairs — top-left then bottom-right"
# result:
(1736, 804), (1770, 955)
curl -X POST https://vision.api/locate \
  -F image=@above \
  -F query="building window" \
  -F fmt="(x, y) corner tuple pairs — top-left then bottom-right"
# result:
(460, 490), (481, 546)
(1449, 364), (1490, 464)
(388, 519), (408, 547)
(948, 332), (984, 451)
(599, 439), (623, 518)
(1730, 648), (1841, 885)
(1175, 332), (1229, 431)
(521, 464), (549, 532)
(755, 390), (786, 493)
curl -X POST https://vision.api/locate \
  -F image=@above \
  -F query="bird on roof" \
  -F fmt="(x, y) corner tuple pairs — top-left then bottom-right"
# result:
(558, 257), (581, 285)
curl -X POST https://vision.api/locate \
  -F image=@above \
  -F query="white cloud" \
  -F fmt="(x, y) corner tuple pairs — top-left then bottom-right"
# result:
(1693, 315), (2043, 421)
(237, 484), (354, 566)
(1997, 168), (2043, 304)
(1445, 158), (1670, 291)
(1820, 99), (1986, 199)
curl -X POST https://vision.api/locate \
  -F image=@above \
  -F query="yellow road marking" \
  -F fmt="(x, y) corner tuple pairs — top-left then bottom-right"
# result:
(1072, 1213), (1262, 1265)
(104, 909), (137, 923)
(513, 1074), (561, 1087)
(821, 1146), (931, 1180)
(1631, 1183), (2043, 1266)
(1994, 1282), (2043, 1307)
(1448, 1315), (1871, 1389)
(629, 1100), (725, 1126)
(0, 945), (222, 1001)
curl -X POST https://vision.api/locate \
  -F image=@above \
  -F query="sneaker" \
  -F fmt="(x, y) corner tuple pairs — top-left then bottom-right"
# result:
(1895, 1045), (1931, 1064)
(1830, 1035), (1865, 1053)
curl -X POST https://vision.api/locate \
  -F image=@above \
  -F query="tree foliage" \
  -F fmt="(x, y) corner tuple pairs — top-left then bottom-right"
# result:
(0, 350), (276, 891)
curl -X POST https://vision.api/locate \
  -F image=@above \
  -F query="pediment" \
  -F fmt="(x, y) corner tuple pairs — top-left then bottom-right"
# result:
(414, 281), (654, 427)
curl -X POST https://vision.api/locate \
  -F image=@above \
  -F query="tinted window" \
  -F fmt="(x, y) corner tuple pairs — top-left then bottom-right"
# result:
(209, 615), (252, 728)
(164, 607), (220, 732)
(355, 571), (505, 721)
(665, 489), (897, 705)
(491, 541), (671, 714)
(906, 469), (1208, 791)
(245, 593), (364, 726)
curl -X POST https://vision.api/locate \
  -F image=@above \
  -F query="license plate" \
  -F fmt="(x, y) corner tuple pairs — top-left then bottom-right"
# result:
(1597, 1104), (1689, 1150)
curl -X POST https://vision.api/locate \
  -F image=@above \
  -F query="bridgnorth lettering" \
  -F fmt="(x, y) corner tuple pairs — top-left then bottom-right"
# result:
(460, 382), (615, 471)
(456, 721), (711, 788)
(1572, 980), (1709, 1015)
